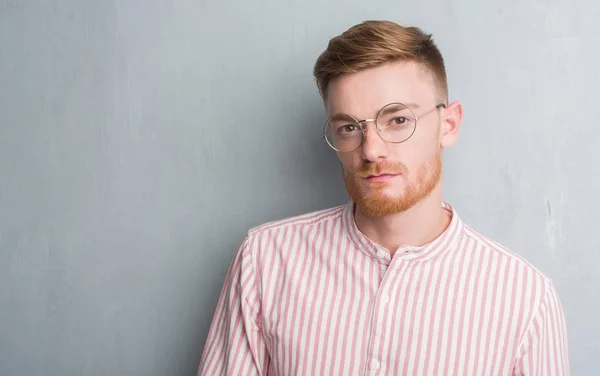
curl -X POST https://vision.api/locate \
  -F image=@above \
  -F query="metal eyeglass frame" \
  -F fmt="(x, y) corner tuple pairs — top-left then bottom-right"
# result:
(323, 102), (447, 152)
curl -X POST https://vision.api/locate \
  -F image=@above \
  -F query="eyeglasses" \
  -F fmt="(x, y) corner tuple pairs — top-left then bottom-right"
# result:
(323, 102), (446, 152)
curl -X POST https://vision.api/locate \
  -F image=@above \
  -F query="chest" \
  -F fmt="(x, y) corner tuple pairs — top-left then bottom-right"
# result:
(258, 249), (522, 375)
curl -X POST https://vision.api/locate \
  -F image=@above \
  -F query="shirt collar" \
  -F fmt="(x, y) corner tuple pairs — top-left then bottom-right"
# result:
(341, 200), (465, 264)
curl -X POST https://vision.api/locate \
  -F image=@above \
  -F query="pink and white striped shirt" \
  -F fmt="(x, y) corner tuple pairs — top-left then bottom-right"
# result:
(198, 202), (570, 375)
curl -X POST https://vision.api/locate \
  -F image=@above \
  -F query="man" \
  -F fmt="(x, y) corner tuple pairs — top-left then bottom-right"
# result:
(198, 21), (570, 375)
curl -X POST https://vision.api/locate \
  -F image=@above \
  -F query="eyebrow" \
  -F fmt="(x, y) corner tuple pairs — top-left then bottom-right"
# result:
(373, 103), (421, 118)
(331, 102), (421, 119)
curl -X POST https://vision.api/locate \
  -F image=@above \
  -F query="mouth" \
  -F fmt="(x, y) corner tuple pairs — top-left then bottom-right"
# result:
(364, 173), (399, 182)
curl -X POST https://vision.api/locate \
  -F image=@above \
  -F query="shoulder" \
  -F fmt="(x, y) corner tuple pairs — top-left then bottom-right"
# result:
(236, 204), (347, 274)
(236, 204), (347, 269)
(460, 224), (560, 328)
(246, 204), (347, 239)
(462, 224), (554, 287)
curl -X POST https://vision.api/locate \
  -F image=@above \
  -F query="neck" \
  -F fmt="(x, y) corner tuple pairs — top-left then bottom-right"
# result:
(353, 187), (450, 256)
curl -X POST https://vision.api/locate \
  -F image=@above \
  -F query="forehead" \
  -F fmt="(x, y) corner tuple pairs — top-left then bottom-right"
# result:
(325, 61), (437, 117)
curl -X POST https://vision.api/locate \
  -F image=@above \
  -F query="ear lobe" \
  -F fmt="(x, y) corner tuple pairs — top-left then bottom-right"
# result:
(440, 101), (463, 149)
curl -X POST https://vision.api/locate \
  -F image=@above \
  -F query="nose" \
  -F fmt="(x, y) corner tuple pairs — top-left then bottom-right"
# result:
(359, 120), (388, 162)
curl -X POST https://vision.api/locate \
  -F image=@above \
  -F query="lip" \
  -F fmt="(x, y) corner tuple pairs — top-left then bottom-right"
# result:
(365, 173), (399, 183)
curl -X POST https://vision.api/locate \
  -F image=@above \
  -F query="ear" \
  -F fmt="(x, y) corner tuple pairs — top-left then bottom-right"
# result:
(440, 101), (463, 149)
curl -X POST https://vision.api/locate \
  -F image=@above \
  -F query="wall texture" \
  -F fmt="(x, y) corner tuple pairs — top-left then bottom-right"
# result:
(1, 0), (598, 375)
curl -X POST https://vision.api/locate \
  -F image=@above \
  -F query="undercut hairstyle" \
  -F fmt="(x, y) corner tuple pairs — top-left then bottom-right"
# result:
(313, 20), (448, 102)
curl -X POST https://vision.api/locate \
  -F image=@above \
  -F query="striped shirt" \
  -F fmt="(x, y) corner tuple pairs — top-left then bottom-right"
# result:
(198, 201), (570, 375)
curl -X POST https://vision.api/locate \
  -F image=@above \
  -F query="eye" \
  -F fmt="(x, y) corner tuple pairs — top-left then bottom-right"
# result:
(326, 114), (361, 137)
(392, 117), (408, 125)
(340, 124), (360, 133)
(333, 123), (361, 135)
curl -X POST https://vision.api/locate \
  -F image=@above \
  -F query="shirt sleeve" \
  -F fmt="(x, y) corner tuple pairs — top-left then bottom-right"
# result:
(513, 279), (570, 376)
(197, 236), (270, 375)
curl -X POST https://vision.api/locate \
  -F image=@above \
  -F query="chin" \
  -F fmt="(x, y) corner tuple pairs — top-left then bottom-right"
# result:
(363, 183), (406, 198)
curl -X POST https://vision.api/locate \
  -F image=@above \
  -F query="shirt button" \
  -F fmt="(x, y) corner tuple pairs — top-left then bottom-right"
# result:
(376, 250), (386, 259)
(370, 358), (381, 370)
(381, 294), (390, 303)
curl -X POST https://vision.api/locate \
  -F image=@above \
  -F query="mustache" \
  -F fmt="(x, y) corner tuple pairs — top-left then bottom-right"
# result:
(352, 162), (407, 178)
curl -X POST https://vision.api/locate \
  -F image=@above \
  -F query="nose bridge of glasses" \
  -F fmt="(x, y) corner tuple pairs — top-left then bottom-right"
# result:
(357, 118), (379, 132)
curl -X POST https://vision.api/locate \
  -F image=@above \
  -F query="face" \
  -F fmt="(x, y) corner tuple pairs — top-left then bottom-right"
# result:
(325, 61), (462, 217)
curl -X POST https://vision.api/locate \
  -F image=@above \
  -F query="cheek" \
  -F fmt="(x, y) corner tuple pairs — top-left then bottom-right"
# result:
(391, 143), (437, 170)
(337, 153), (362, 172)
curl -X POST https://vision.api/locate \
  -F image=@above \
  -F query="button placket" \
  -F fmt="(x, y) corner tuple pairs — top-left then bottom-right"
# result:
(368, 268), (393, 372)
(367, 261), (408, 375)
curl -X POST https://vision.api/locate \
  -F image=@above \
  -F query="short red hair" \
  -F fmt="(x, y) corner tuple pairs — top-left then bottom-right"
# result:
(313, 20), (448, 101)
